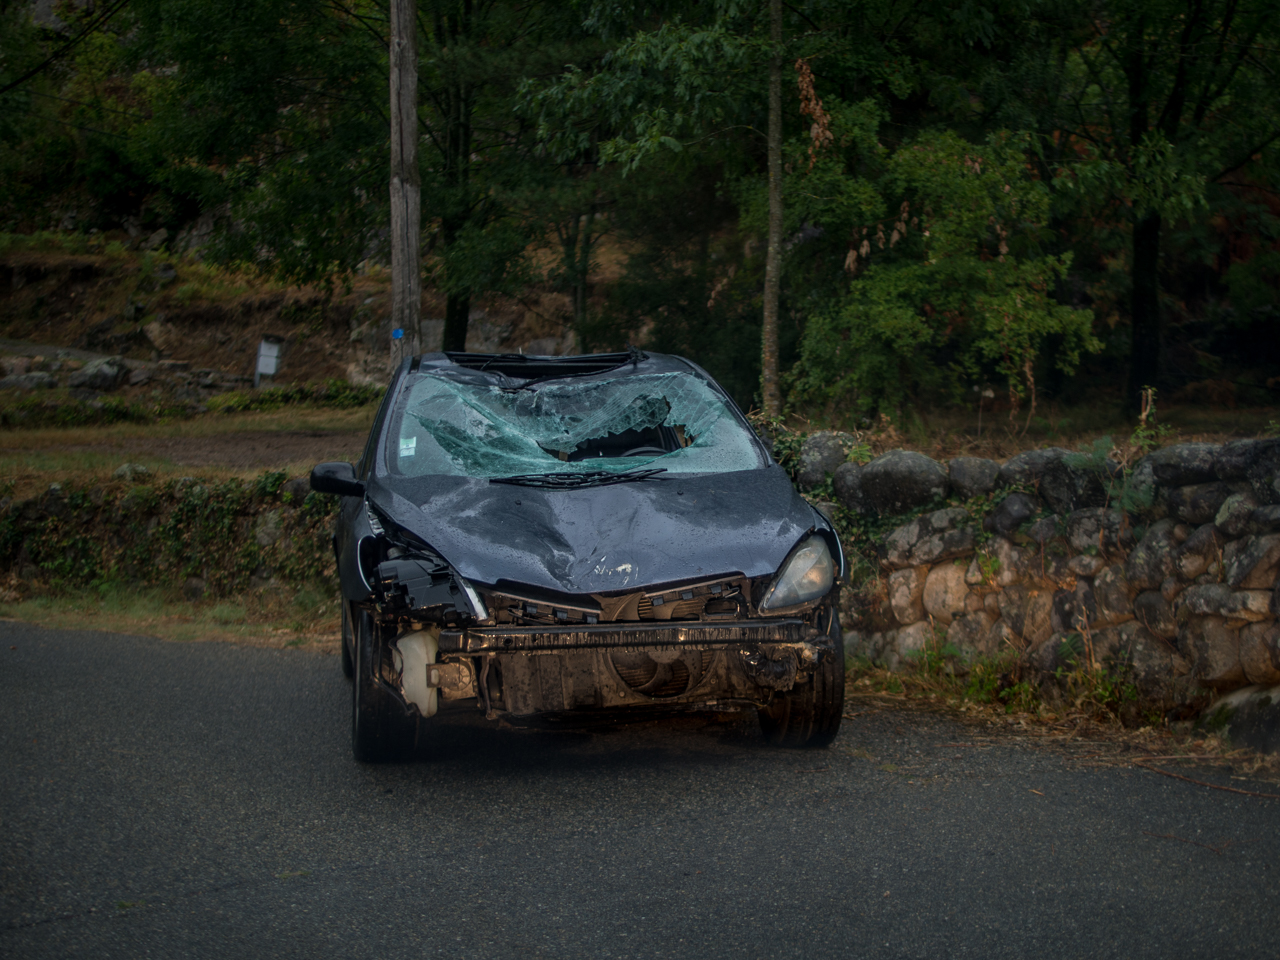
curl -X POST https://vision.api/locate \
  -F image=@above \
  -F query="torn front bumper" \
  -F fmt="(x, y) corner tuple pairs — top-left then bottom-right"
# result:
(438, 617), (814, 653)
(400, 615), (836, 718)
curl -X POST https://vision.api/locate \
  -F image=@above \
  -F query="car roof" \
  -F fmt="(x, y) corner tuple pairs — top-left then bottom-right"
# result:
(410, 349), (705, 383)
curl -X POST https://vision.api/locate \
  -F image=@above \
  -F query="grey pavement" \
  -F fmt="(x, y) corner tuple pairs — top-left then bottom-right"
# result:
(1, 620), (1277, 959)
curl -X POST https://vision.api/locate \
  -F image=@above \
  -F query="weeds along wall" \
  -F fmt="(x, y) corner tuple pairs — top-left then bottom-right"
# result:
(784, 431), (1280, 718)
(0, 473), (337, 597)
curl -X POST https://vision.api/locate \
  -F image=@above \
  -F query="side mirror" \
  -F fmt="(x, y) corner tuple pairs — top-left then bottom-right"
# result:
(311, 461), (365, 498)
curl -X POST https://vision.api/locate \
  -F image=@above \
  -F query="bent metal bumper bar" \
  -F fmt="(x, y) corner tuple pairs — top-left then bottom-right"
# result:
(439, 617), (814, 654)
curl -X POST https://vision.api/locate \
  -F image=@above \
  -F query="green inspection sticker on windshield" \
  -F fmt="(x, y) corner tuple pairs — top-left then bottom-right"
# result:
(399, 436), (416, 458)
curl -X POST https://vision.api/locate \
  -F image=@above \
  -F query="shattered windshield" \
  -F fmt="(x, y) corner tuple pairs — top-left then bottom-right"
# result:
(388, 370), (763, 478)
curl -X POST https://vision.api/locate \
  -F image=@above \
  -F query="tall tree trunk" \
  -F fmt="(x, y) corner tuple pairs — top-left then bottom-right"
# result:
(389, 0), (420, 361)
(760, 0), (783, 417)
(574, 204), (595, 347)
(437, 1), (473, 354)
(443, 292), (470, 351)
(1123, 26), (1159, 415)
(1127, 211), (1162, 412)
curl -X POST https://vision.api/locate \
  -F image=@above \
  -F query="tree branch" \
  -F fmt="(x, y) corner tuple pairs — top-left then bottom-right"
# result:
(1213, 127), (1280, 180)
(0, 0), (130, 97)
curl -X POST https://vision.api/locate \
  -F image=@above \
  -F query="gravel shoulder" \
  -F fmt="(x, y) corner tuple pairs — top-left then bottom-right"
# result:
(2, 622), (1278, 959)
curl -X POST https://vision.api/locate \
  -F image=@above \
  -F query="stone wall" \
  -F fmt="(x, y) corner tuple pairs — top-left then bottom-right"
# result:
(793, 432), (1280, 710)
(0, 471), (335, 600)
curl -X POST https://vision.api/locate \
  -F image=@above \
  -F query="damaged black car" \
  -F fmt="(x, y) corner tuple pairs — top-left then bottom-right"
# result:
(311, 350), (846, 761)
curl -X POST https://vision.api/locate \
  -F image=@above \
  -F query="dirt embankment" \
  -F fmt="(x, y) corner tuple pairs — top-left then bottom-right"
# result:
(52, 429), (368, 471)
(0, 248), (583, 388)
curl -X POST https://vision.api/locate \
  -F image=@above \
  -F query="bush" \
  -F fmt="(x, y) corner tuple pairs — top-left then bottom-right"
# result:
(1, 474), (340, 594)
(206, 379), (383, 413)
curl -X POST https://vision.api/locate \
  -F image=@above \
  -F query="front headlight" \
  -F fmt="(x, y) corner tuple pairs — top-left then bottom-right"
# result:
(760, 536), (835, 611)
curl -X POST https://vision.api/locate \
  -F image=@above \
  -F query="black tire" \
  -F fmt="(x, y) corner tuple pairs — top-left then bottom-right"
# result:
(758, 608), (846, 748)
(340, 601), (354, 680)
(351, 609), (416, 763)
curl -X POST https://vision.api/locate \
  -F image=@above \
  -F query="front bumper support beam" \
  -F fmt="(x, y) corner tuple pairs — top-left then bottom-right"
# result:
(439, 618), (812, 653)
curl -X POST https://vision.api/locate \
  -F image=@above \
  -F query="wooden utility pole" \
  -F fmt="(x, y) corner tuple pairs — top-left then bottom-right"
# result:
(389, 0), (421, 362)
(760, 0), (783, 417)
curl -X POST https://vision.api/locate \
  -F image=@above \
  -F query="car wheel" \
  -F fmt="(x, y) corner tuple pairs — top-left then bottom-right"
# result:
(340, 601), (354, 680)
(757, 608), (846, 748)
(351, 608), (416, 763)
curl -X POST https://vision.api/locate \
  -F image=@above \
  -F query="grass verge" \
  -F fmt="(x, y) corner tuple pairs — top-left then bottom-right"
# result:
(0, 404), (376, 496)
(0, 581), (340, 653)
(844, 655), (1280, 784)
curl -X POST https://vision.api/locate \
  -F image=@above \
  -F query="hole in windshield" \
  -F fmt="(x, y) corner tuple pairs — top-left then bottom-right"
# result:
(388, 371), (762, 478)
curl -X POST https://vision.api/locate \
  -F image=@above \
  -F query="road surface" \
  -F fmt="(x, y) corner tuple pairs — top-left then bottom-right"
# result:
(2, 621), (1276, 959)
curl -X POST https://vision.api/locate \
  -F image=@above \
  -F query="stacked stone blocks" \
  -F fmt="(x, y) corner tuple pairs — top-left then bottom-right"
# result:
(792, 432), (1280, 704)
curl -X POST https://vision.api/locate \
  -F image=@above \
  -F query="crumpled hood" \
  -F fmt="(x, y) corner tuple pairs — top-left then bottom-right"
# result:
(368, 465), (821, 595)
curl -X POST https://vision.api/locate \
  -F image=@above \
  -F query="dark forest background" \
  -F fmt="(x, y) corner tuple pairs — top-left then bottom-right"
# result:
(2, 0), (1278, 419)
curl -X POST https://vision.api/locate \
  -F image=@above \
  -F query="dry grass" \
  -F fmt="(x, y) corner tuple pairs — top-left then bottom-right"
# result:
(0, 404), (375, 450)
(844, 661), (1280, 786)
(0, 405), (376, 497)
(0, 581), (341, 654)
(792, 401), (1279, 463)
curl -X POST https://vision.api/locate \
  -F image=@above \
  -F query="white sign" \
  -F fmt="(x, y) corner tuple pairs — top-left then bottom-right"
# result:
(255, 340), (281, 387)
(256, 340), (280, 375)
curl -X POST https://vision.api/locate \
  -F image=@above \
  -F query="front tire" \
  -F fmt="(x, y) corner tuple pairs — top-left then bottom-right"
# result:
(351, 609), (416, 763)
(758, 608), (846, 748)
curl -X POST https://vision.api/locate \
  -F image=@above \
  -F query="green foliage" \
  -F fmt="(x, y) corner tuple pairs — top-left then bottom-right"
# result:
(0, 379), (380, 429)
(964, 658), (1038, 715)
(210, 602), (247, 624)
(1064, 436), (1113, 473)
(973, 550), (1001, 585)
(1126, 390), (1174, 460)
(3, 0), (1280, 415)
(530, 16), (760, 174)
(745, 412), (871, 486)
(745, 413), (802, 476)
(1225, 249), (1280, 321)
(901, 631), (1038, 714)
(791, 130), (1099, 415)
(125, 0), (389, 285)
(1054, 632), (1140, 717)
(206, 379), (383, 414)
(1, 473), (340, 595)
(1058, 388), (1174, 519)
(254, 472), (289, 498)
(0, 393), (178, 429)
(0, 231), (95, 255)
(905, 634), (965, 677)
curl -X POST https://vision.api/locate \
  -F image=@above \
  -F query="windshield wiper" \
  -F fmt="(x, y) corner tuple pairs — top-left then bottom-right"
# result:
(489, 468), (667, 489)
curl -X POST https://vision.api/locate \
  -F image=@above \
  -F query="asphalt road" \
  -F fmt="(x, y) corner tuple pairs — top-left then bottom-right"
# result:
(2, 622), (1277, 960)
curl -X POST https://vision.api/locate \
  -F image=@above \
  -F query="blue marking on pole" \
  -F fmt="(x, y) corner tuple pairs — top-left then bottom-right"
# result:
(392, 328), (404, 339)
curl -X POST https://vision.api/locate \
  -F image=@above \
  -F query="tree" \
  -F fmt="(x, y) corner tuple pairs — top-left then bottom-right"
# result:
(390, 0), (422, 353)
(418, 0), (595, 351)
(106, 0), (595, 340)
(527, 2), (792, 405)
(790, 128), (1098, 419)
(129, 0), (390, 286)
(761, 0), (783, 415)
(993, 0), (1280, 411)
